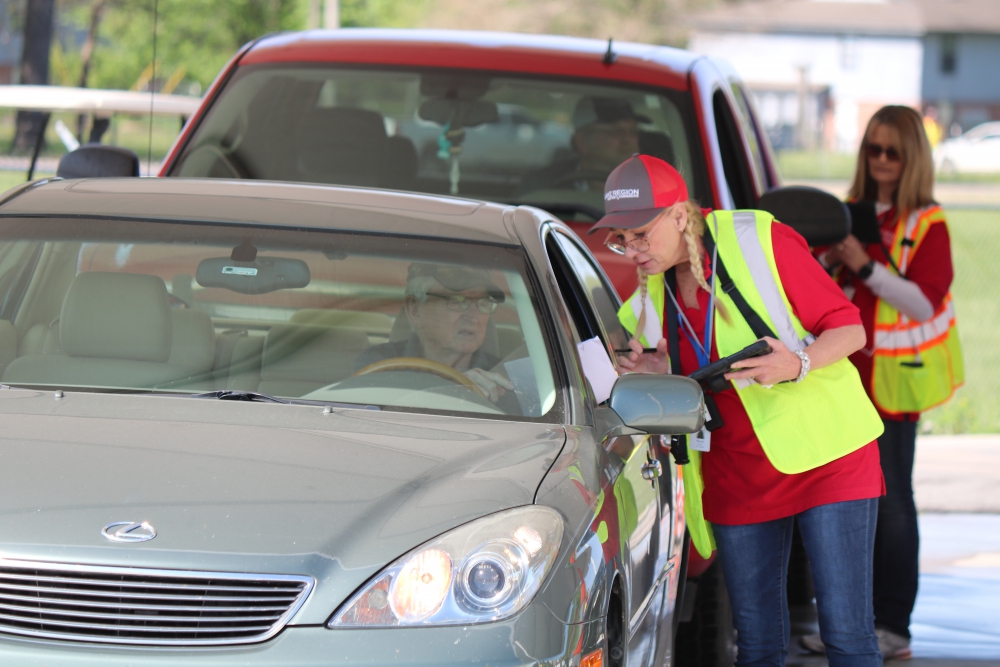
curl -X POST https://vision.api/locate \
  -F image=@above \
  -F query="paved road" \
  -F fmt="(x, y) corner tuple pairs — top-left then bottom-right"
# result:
(787, 435), (1000, 666)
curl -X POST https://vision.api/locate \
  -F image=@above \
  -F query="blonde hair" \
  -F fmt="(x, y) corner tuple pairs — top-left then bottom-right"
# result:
(633, 201), (730, 342)
(848, 105), (936, 218)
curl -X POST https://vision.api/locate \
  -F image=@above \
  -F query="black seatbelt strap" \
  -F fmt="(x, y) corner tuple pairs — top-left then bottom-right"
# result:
(663, 269), (690, 464)
(701, 229), (778, 341)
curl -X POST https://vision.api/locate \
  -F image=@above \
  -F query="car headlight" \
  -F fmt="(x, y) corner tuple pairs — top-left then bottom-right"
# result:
(328, 506), (563, 627)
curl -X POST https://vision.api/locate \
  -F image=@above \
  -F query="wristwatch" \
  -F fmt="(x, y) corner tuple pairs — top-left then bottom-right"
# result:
(793, 349), (810, 383)
(856, 260), (876, 280)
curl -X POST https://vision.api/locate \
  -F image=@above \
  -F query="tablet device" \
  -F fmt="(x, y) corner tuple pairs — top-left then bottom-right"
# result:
(689, 339), (772, 392)
(846, 201), (882, 245)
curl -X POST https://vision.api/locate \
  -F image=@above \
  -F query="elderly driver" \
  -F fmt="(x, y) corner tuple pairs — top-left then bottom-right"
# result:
(353, 264), (514, 402)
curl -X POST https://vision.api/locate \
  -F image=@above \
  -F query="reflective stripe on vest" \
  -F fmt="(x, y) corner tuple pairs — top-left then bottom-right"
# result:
(708, 209), (883, 475)
(872, 205), (963, 414)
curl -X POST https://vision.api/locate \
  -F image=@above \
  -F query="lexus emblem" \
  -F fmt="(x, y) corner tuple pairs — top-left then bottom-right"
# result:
(102, 521), (157, 543)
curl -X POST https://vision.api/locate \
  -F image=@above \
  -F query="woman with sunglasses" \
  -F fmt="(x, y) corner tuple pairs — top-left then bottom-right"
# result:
(803, 106), (962, 660)
(600, 155), (885, 667)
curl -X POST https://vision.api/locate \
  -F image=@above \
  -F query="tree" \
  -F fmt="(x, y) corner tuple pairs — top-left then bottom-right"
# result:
(12, 0), (56, 153)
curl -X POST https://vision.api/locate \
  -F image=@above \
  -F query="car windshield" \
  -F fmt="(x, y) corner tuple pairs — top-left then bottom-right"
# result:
(0, 217), (560, 421)
(170, 65), (704, 220)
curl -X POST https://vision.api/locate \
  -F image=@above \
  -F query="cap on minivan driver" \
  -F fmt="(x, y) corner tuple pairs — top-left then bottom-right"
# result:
(588, 154), (688, 234)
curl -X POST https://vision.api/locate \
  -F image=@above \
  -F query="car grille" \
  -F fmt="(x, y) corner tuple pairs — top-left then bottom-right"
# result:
(0, 559), (313, 646)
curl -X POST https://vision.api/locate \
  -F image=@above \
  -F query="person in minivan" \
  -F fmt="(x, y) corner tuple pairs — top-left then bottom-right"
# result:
(517, 96), (645, 194)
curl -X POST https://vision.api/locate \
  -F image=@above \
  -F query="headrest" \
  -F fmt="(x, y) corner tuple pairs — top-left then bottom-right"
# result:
(60, 272), (172, 362)
(296, 107), (390, 185)
(299, 107), (387, 147)
(168, 309), (216, 372)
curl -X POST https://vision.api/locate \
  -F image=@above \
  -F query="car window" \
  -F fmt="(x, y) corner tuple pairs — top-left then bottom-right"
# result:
(550, 231), (629, 353)
(0, 218), (560, 422)
(712, 89), (757, 209)
(730, 83), (772, 192)
(171, 65), (704, 221)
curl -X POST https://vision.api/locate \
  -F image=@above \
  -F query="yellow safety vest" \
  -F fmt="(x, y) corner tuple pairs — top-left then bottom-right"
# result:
(618, 210), (884, 558)
(872, 205), (963, 414)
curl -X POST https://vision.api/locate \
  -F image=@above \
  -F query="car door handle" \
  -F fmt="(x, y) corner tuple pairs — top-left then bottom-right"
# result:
(641, 460), (662, 480)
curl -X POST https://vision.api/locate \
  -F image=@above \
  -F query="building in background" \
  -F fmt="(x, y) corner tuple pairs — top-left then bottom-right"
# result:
(687, 0), (1000, 152)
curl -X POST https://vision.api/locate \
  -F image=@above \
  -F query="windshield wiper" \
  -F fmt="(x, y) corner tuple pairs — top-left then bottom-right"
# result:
(191, 390), (290, 404)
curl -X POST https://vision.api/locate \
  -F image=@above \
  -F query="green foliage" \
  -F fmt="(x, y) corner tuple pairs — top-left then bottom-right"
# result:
(56, 0), (307, 93)
(340, 0), (428, 28)
(922, 209), (1000, 434)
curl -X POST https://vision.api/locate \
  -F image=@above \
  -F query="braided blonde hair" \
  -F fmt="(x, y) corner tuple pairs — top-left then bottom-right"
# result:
(633, 202), (730, 342)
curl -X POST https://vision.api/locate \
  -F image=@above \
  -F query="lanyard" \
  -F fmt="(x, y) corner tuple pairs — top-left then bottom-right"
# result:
(665, 241), (718, 369)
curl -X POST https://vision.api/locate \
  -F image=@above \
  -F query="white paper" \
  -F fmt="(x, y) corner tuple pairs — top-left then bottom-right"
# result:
(690, 405), (712, 452)
(629, 290), (664, 347)
(576, 336), (619, 404)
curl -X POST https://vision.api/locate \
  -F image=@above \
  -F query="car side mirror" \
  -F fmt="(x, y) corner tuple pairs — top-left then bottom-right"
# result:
(607, 374), (704, 435)
(56, 145), (140, 179)
(757, 185), (850, 246)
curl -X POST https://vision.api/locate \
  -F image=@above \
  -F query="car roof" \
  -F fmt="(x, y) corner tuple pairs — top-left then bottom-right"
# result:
(0, 178), (530, 245)
(240, 28), (696, 91)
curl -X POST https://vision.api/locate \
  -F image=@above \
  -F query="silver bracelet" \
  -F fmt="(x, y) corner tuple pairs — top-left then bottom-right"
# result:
(793, 349), (811, 383)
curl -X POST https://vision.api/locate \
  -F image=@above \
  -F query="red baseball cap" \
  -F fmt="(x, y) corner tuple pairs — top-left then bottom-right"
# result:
(588, 155), (689, 234)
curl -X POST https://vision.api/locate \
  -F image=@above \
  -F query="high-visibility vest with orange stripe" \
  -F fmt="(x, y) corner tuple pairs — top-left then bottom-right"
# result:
(872, 205), (964, 414)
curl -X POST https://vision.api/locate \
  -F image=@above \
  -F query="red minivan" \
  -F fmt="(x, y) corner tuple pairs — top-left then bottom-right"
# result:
(157, 30), (787, 665)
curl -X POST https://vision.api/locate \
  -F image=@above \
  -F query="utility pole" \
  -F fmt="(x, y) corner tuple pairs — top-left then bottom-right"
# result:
(12, 0), (56, 153)
(324, 0), (339, 29)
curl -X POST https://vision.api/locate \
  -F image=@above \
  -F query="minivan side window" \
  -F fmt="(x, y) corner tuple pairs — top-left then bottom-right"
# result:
(713, 89), (757, 210)
(731, 83), (774, 192)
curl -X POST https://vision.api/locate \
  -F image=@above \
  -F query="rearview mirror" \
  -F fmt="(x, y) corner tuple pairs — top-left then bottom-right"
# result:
(196, 257), (310, 295)
(418, 99), (499, 128)
(757, 186), (850, 246)
(609, 374), (704, 435)
(56, 145), (140, 179)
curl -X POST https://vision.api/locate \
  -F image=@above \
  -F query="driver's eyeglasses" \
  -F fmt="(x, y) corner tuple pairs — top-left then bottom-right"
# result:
(425, 293), (499, 314)
(605, 232), (650, 256)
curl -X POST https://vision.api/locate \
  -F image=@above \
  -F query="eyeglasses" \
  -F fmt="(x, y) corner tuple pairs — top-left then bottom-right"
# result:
(605, 231), (650, 255)
(866, 143), (902, 162)
(425, 292), (499, 314)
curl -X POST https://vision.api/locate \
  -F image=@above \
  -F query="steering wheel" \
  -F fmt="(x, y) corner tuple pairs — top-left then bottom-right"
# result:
(351, 357), (488, 399)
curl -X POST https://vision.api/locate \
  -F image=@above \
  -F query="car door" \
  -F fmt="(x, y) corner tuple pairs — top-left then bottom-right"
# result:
(546, 227), (674, 665)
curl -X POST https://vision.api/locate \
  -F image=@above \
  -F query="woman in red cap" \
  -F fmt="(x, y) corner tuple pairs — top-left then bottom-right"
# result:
(599, 154), (885, 667)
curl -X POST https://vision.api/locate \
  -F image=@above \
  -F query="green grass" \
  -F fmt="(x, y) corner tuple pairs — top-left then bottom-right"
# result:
(0, 110), (181, 165)
(777, 150), (858, 180)
(777, 149), (1000, 184)
(921, 209), (1000, 434)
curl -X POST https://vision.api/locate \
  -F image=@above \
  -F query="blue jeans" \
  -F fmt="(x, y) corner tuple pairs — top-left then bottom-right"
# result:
(714, 499), (882, 667)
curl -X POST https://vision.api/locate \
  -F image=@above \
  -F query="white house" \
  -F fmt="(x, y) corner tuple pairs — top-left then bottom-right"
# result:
(687, 0), (1000, 151)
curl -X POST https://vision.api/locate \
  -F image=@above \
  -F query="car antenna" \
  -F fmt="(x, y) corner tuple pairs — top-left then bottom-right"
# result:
(603, 37), (617, 65)
(146, 0), (159, 176)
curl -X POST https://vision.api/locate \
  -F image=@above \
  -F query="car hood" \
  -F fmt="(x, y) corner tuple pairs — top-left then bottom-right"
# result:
(0, 389), (565, 623)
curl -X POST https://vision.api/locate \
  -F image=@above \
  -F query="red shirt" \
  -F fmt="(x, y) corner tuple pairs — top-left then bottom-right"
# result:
(843, 207), (954, 421)
(668, 223), (884, 526)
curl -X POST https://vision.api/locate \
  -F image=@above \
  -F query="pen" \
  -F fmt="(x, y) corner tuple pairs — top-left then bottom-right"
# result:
(614, 348), (659, 355)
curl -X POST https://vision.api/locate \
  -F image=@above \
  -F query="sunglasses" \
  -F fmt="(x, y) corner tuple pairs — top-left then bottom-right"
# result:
(866, 143), (902, 162)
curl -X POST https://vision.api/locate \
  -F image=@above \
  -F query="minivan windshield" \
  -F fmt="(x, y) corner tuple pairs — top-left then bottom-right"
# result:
(0, 218), (560, 421)
(170, 65), (703, 219)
